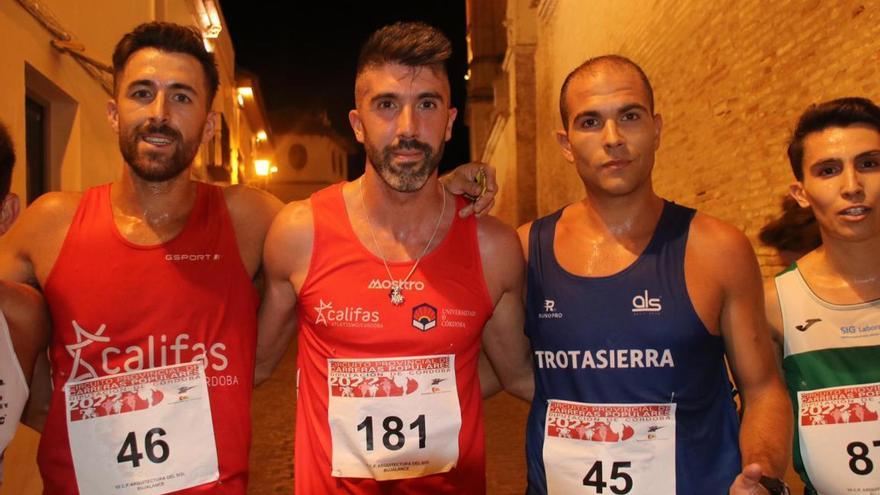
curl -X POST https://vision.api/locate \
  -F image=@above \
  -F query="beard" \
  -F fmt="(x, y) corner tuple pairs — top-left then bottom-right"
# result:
(119, 122), (201, 182)
(365, 135), (444, 192)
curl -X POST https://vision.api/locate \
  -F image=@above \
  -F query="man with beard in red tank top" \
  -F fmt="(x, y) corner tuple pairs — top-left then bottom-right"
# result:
(0, 23), (282, 494)
(257, 22), (534, 494)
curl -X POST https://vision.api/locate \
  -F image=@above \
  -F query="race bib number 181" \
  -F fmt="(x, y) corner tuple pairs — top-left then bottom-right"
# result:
(327, 355), (461, 481)
(65, 362), (219, 494)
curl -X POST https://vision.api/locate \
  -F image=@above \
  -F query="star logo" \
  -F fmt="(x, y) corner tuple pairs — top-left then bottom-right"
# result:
(65, 320), (110, 382)
(314, 299), (332, 326)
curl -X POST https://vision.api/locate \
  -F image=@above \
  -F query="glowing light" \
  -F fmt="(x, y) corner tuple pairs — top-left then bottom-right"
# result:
(270, 165), (278, 174)
(255, 160), (271, 176)
(196, 0), (222, 38)
(256, 130), (268, 142)
(236, 87), (253, 108)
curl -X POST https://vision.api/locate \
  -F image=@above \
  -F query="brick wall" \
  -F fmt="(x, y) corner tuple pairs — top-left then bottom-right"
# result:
(495, 0), (880, 277)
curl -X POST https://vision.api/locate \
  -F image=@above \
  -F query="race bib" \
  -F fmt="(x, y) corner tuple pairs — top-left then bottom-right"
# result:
(798, 382), (880, 493)
(543, 400), (676, 494)
(327, 355), (461, 480)
(65, 362), (219, 494)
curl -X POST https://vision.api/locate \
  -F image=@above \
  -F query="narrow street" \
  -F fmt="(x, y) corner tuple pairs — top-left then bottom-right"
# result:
(248, 342), (531, 494)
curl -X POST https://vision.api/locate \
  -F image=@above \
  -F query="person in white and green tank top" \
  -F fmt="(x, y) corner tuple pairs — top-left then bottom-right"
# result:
(765, 97), (880, 495)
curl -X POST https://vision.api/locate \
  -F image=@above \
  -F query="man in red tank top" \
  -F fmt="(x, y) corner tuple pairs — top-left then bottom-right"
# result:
(257, 22), (534, 494)
(0, 23), (282, 494)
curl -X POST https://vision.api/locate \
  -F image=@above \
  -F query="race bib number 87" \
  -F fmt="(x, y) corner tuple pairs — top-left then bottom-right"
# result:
(327, 355), (461, 480)
(543, 400), (676, 494)
(65, 362), (219, 494)
(798, 382), (880, 493)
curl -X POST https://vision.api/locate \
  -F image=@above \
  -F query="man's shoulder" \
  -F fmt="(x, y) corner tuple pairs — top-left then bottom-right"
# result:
(8, 191), (82, 240)
(476, 214), (523, 267)
(688, 210), (755, 259)
(221, 183), (283, 238)
(222, 183), (283, 216)
(265, 199), (314, 250)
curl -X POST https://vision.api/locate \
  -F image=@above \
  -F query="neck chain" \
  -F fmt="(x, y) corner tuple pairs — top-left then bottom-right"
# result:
(359, 177), (446, 305)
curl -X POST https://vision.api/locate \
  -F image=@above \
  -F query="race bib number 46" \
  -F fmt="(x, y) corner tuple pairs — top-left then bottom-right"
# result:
(327, 355), (461, 480)
(543, 400), (676, 495)
(64, 362), (219, 494)
(798, 382), (880, 493)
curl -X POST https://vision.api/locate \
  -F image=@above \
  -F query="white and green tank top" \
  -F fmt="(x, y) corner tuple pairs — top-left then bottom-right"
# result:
(776, 264), (880, 494)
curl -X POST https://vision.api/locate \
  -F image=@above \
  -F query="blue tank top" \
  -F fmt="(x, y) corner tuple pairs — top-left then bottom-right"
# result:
(524, 201), (741, 494)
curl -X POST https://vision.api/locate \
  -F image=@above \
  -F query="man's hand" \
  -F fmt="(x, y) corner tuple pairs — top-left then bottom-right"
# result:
(441, 162), (498, 217)
(729, 463), (770, 494)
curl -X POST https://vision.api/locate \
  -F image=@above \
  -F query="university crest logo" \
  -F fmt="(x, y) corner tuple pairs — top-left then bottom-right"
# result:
(411, 303), (437, 332)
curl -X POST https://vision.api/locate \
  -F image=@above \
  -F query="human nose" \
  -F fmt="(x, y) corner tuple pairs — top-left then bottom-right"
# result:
(602, 120), (624, 149)
(841, 165), (864, 199)
(146, 93), (169, 123)
(397, 105), (417, 138)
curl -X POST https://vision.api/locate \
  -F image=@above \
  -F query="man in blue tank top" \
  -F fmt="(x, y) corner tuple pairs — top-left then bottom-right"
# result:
(516, 56), (792, 494)
(764, 98), (880, 494)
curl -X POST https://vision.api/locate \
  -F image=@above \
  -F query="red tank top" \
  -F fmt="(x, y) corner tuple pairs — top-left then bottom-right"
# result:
(295, 183), (493, 494)
(40, 183), (258, 494)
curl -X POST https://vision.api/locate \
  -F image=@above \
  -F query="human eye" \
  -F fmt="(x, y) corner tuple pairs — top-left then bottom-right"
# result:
(857, 155), (880, 171)
(171, 93), (193, 104)
(579, 117), (601, 129)
(130, 88), (153, 100)
(621, 111), (641, 122)
(418, 99), (439, 110)
(375, 99), (396, 110)
(815, 163), (840, 177)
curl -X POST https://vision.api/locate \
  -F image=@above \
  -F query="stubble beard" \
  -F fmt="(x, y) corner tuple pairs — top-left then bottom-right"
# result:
(365, 135), (444, 193)
(119, 122), (201, 182)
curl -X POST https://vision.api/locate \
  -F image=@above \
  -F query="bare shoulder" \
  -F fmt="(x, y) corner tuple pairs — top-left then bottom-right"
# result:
(0, 191), (82, 283)
(223, 184), (284, 237)
(13, 191), (82, 234)
(476, 215), (524, 301)
(476, 214), (522, 263)
(688, 212), (758, 273)
(263, 199), (315, 279)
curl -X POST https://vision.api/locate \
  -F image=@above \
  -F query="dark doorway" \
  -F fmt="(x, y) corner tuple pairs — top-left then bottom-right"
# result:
(25, 96), (47, 205)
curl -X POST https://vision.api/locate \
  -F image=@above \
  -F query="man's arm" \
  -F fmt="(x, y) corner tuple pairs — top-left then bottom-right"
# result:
(223, 184), (284, 283)
(254, 200), (313, 385)
(691, 216), (792, 491)
(478, 216), (533, 402)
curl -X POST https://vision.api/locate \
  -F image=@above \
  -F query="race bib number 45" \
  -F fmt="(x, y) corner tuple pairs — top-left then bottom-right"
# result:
(327, 355), (461, 480)
(64, 362), (219, 494)
(798, 382), (880, 493)
(543, 400), (676, 495)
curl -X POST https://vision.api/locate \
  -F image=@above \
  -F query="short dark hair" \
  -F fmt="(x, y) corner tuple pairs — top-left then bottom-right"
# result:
(356, 21), (452, 79)
(787, 97), (880, 180)
(0, 122), (14, 198)
(112, 22), (219, 103)
(559, 55), (654, 129)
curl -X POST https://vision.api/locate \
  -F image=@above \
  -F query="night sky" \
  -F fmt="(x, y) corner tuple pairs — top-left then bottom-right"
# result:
(219, 1), (470, 179)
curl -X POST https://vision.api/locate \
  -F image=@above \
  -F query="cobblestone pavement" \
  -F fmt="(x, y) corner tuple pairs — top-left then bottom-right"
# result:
(248, 341), (530, 494)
